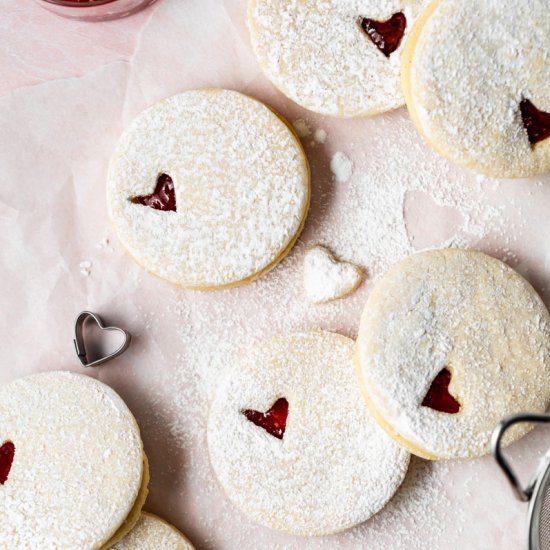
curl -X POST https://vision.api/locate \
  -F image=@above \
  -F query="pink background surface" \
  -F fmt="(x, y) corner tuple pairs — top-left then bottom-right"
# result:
(2, 1), (550, 548)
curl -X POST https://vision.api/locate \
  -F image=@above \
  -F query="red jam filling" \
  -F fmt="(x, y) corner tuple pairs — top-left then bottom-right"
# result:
(243, 398), (288, 440)
(360, 12), (407, 58)
(520, 99), (550, 146)
(0, 441), (15, 485)
(421, 368), (460, 414)
(131, 173), (176, 212)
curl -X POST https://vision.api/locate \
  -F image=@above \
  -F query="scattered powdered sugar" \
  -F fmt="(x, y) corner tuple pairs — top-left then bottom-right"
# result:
(330, 151), (354, 183)
(292, 119), (312, 138)
(79, 259), (93, 276)
(314, 128), (327, 144)
(303, 245), (363, 303)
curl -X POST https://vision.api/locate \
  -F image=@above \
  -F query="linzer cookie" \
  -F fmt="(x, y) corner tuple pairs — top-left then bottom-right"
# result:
(248, 0), (429, 117)
(0, 371), (149, 549)
(113, 513), (194, 549)
(207, 331), (409, 536)
(107, 89), (310, 289)
(356, 249), (550, 460)
(402, 0), (550, 178)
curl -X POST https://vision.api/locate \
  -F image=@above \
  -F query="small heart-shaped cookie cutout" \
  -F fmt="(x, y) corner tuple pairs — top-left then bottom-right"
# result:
(243, 398), (288, 440)
(131, 173), (176, 212)
(360, 12), (407, 58)
(74, 311), (131, 368)
(303, 245), (363, 303)
(422, 368), (460, 414)
(0, 441), (15, 485)
(520, 99), (550, 146)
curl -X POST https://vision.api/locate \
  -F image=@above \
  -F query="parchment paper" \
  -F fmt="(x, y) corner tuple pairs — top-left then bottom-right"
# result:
(2, 1), (550, 548)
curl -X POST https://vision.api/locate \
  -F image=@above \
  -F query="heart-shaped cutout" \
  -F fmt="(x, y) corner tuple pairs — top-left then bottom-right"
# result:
(0, 441), (15, 485)
(520, 99), (550, 146)
(303, 245), (363, 303)
(73, 311), (131, 368)
(422, 368), (460, 414)
(243, 398), (288, 440)
(131, 173), (176, 212)
(360, 12), (407, 58)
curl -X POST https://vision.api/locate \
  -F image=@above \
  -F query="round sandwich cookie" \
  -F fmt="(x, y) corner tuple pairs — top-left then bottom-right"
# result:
(207, 331), (409, 536)
(113, 513), (194, 549)
(248, 0), (429, 117)
(107, 89), (310, 289)
(402, 0), (550, 178)
(0, 371), (149, 549)
(356, 249), (550, 460)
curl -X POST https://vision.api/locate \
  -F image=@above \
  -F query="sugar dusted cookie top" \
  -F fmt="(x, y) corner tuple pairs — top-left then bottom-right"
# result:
(208, 331), (409, 536)
(113, 513), (194, 549)
(402, 0), (550, 178)
(248, 0), (429, 117)
(356, 249), (550, 460)
(0, 371), (145, 549)
(108, 89), (310, 289)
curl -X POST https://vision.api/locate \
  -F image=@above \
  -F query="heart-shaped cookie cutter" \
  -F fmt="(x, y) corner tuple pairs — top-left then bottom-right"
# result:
(73, 311), (131, 368)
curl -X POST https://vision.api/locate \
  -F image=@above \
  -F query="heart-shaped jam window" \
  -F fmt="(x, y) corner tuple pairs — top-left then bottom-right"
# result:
(131, 173), (176, 212)
(0, 441), (15, 485)
(520, 99), (550, 146)
(243, 398), (288, 440)
(360, 12), (407, 58)
(422, 368), (460, 414)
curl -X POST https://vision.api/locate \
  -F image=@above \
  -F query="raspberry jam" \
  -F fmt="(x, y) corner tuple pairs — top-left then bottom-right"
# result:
(36, 0), (157, 22)
(243, 398), (288, 439)
(520, 99), (550, 146)
(131, 174), (176, 212)
(421, 368), (460, 414)
(0, 441), (15, 485)
(361, 12), (407, 58)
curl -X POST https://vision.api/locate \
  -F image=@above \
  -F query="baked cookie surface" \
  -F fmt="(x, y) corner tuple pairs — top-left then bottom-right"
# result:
(0, 371), (147, 549)
(402, 0), (550, 178)
(356, 249), (550, 460)
(107, 89), (310, 289)
(113, 513), (194, 549)
(248, 0), (429, 117)
(207, 331), (409, 536)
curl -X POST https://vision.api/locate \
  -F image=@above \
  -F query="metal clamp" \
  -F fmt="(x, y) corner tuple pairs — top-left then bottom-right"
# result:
(73, 311), (131, 368)
(491, 413), (550, 502)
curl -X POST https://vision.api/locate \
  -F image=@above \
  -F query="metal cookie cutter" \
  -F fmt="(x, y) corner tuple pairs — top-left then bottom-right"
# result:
(492, 413), (550, 550)
(73, 311), (131, 368)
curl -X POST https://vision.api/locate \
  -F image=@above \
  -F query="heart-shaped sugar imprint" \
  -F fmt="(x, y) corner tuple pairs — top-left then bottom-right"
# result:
(243, 398), (288, 440)
(360, 12), (407, 58)
(0, 441), (15, 485)
(73, 311), (131, 368)
(303, 245), (363, 303)
(422, 368), (460, 414)
(131, 173), (176, 212)
(520, 99), (550, 146)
